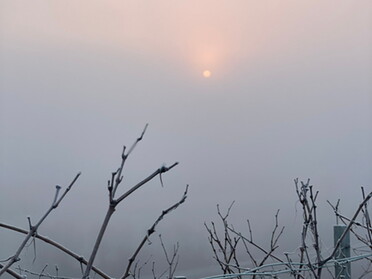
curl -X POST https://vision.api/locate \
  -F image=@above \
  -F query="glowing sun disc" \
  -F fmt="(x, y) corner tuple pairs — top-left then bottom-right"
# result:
(203, 70), (211, 78)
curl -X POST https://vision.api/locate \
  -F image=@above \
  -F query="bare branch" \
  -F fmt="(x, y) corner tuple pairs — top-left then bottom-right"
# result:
(321, 191), (372, 266)
(159, 235), (180, 279)
(121, 185), (188, 279)
(83, 126), (180, 279)
(116, 162), (178, 204)
(0, 263), (24, 279)
(126, 124), (148, 159)
(0, 173), (81, 277)
(0, 222), (110, 279)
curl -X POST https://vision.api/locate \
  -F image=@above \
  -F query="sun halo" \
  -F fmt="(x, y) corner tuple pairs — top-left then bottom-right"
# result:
(203, 70), (211, 78)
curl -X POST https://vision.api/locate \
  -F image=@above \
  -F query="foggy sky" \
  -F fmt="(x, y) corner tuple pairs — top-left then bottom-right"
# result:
(1, 1), (372, 279)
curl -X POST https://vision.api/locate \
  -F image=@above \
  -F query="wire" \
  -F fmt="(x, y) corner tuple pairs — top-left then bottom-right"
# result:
(199, 253), (372, 279)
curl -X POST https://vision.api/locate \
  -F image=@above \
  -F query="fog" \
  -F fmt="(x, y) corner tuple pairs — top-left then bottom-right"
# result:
(1, 1), (371, 279)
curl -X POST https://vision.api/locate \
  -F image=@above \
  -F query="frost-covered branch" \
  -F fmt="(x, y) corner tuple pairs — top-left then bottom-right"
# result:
(0, 173), (81, 277)
(83, 126), (180, 279)
(159, 235), (180, 279)
(0, 222), (110, 279)
(0, 263), (24, 279)
(121, 185), (188, 279)
(321, 190), (372, 266)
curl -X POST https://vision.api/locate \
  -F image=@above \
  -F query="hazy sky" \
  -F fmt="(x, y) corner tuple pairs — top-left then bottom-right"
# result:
(1, 1), (372, 279)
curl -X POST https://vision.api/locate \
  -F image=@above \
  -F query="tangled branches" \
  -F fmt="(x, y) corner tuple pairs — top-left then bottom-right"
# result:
(206, 179), (372, 279)
(1, 125), (188, 279)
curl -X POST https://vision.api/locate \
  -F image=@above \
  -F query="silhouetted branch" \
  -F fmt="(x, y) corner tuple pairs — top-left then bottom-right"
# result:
(0, 263), (24, 279)
(205, 202), (243, 275)
(321, 191), (372, 266)
(116, 163), (178, 204)
(83, 126), (180, 279)
(0, 173), (81, 277)
(205, 179), (372, 279)
(206, 201), (285, 279)
(159, 235), (180, 279)
(121, 185), (188, 279)
(0, 222), (110, 279)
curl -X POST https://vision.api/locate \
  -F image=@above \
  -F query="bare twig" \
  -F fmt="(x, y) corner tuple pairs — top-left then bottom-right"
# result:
(361, 187), (372, 246)
(0, 263), (24, 279)
(228, 226), (284, 264)
(83, 126), (179, 279)
(159, 235), (180, 279)
(321, 191), (372, 265)
(206, 201), (285, 279)
(121, 185), (188, 279)
(0, 222), (110, 279)
(295, 178), (319, 279)
(205, 202), (243, 274)
(116, 163), (178, 204)
(0, 173), (81, 277)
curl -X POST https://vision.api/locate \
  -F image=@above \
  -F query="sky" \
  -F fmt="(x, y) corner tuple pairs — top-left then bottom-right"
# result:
(1, 1), (372, 279)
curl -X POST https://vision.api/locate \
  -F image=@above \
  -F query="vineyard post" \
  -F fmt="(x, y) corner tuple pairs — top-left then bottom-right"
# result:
(334, 225), (351, 279)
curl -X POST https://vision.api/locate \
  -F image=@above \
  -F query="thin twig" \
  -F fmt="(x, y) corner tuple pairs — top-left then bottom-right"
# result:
(0, 263), (24, 279)
(83, 126), (179, 279)
(121, 185), (188, 279)
(321, 191), (372, 265)
(0, 173), (81, 277)
(0, 222), (110, 279)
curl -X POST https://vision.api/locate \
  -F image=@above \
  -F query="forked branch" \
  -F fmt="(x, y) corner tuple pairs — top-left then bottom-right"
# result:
(122, 185), (188, 279)
(0, 173), (81, 277)
(83, 126), (180, 279)
(0, 222), (110, 279)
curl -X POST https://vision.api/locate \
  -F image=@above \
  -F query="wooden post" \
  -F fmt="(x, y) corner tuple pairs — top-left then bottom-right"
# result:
(334, 225), (351, 279)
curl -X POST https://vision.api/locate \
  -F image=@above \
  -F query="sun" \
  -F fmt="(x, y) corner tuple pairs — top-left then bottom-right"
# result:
(203, 70), (211, 78)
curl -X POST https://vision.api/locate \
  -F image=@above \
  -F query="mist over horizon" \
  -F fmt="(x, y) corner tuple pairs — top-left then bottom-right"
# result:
(1, 1), (371, 279)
